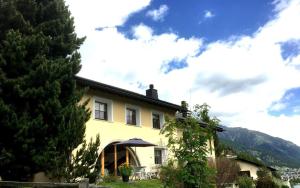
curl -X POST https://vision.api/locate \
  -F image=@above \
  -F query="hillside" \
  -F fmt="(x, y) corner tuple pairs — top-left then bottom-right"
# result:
(218, 126), (300, 168)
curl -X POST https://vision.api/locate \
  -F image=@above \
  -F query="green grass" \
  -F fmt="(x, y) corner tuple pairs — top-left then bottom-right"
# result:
(99, 179), (163, 188)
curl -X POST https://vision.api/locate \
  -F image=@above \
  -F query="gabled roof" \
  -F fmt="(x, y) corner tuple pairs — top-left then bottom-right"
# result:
(75, 76), (184, 112)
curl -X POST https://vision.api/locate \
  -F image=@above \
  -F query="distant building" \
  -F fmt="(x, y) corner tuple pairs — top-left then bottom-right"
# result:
(235, 157), (276, 180)
(225, 155), (291, 188)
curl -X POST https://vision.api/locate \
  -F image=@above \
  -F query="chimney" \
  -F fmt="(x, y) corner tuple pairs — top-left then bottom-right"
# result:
(146, 84), (158, 99)
(181, 101), (188, 117)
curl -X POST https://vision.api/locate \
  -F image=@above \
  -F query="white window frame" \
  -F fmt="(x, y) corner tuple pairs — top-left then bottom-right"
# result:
(93, 96), (113, 122)
(154, 147), (167, 165)
(151, 111), (164, 129)
(125, 104), (141, 126)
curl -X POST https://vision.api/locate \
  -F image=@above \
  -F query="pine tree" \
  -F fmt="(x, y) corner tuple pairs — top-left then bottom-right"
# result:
(0, 0), (91, 181)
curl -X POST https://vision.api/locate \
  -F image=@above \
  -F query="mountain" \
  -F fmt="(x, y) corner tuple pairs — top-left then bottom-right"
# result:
(218, 126), (300, 168)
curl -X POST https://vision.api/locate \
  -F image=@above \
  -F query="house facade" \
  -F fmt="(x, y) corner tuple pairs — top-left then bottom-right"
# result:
(76, 76), (217, 177)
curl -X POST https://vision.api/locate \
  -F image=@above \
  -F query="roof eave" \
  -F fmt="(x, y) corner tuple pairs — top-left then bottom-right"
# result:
(75, 76), (184, 111)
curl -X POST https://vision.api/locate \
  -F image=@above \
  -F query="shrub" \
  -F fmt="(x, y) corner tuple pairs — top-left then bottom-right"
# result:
(238, 176), (254, 188)
(256, 168), (279, 188)
(281, 185), (289, 188)
(159, 161), (184, 188)
(215, 157), (240, 188)
(256, 178), (279, 188)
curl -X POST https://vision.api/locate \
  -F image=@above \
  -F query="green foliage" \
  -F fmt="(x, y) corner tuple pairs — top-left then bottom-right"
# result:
(290, 178), (300, 185)
(256, 168), (271, 180)
(159, 160), (184, 188)
(102, 174), (119, 183)
(238, 152), (264, 166)
(215, 142), (235, 157)
(118, 163), (133, 177)
(271, 171), (281, 179)
(280, 185), (289, 188)
(256, 179), (279, 188)
(99, 179), (163, 188)
(215, 157), (240, 188)
(0, 0), (94, 181)
(161, 105), (215, 188)
(65, 135), (101, 183)
(238, 176), (254, 188)
(256, 168), (279, 188)
(194, 103), (221, 156)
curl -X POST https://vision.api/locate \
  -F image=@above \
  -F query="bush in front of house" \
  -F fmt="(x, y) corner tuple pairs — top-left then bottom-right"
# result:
(238, 176), (254, 188)
(281, 185), (289, 188)
(256, 168), (279, 188)
(256, 178), (279, 188)
(159, 160), (184, 188)
(102, 174), (119, 183)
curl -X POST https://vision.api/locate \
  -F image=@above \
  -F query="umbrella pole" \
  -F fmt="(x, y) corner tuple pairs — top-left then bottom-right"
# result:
(126, 147), (129, 165)
(101, 149), (105, 177)
(114, 144), (117, 176)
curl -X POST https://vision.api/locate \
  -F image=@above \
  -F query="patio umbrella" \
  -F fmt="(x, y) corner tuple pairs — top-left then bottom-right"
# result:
(115, 138), (156, 167)
(116, 138), (157, 147)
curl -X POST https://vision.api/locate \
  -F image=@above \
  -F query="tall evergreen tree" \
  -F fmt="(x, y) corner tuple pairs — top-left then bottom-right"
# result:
(0, 0), (90, 181)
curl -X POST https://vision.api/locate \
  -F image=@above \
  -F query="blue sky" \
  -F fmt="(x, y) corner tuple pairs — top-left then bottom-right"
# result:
(118, 0), (275, 43)
(66, 0), (300, 146)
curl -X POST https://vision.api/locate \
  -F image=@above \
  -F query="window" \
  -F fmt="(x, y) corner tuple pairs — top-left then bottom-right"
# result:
(94, 97), (113, 121)
(154, 148), (167, 165)
(154, 149), (162, 164)
(152, 111), (164, 129)
(126, 108), (137, 125)
(152, 113), (160, 129)
(125, 105), (140, 126)
(95, 101), (107, 120)
(239, 171), (251, 177)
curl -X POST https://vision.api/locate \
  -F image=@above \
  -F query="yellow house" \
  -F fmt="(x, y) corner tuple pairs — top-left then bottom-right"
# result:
(76, 76), (219, 177)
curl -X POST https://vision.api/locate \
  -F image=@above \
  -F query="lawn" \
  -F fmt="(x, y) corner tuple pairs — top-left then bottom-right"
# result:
(99, 179), (163, 188)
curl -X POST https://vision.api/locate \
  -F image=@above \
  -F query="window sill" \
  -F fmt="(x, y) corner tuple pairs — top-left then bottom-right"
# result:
(152, 127), (161, 130)
(94, 118), (113, 123)
(126, 124), (142, 128)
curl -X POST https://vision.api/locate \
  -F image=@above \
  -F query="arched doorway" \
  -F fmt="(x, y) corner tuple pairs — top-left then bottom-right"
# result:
(95, 142), (140, 176)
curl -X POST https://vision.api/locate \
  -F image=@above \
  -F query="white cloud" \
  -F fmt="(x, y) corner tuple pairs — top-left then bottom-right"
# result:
(76, 26), (202, 93)
(65, 0), (151, 36)
(67, 0), (300, 146)
(204, 10), (214, 18)
(132, 24), (153, 41)
(269, 102), (287, 111)
(272, 0), (293, 12)
(146, 4), (169, 21)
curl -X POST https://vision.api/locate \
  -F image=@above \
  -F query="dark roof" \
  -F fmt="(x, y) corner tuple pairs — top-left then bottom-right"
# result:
(75, 76), (184, 111)
(236, 157), (276, 171)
